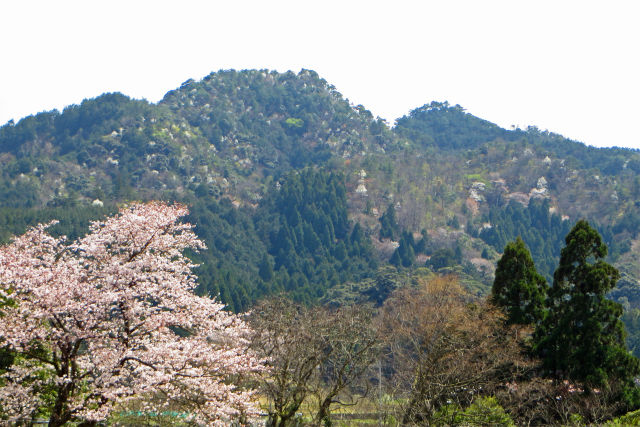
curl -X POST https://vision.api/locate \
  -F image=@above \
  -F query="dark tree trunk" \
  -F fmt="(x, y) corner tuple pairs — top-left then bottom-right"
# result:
(48, 386), (72, 427)
(315, 398), (333, 427)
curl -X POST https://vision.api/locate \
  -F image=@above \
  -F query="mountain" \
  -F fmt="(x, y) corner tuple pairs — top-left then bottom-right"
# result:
(0, 69), (393, 208)
(2, 68), (640, 317)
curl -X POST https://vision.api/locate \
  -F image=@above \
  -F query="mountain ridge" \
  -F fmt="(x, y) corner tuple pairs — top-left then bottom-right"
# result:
(1, 68), (640, 320)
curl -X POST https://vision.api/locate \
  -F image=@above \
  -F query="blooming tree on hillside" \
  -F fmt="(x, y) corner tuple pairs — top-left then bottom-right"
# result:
(0, 202), (264, 426)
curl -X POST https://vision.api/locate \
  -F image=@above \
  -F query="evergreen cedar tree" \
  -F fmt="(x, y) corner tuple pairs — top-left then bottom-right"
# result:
(0, 202), (264, 426)
(390, 231), (416, 268)
(491, 236), (546, 325)
(379, 203), (399, 241)
(534, 220), (640, 403)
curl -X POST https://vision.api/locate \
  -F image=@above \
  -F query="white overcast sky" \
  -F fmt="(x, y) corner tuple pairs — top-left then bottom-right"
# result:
(1, 0), (639, 149)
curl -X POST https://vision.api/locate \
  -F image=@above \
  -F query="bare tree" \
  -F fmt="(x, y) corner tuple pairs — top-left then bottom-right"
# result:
(495, 376), (631, 425)
(378, 275), (532, 425)
(249, 297), (380, 427)
(310, 305), (379, 426)
(249, 298), (324, 427)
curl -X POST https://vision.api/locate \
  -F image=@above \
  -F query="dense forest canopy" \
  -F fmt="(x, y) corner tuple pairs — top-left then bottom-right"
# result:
(3, 68), (640, 425)
(1, 67), (640, 320)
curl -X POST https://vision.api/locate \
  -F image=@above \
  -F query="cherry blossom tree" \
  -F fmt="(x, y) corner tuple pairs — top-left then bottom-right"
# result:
(0, 202), (264, 426)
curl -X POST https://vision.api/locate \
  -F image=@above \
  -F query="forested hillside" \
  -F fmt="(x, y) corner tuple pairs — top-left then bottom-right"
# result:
(1, 69), (640, 316)
(5, 68), (640, 425)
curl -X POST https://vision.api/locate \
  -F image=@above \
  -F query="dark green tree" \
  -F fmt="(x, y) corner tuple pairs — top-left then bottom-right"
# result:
(414, 229), (429, 254)
(258, 253), (274, 282)
(491, 237), (547, 325)
(379, 203), (399, 241)
(534, 220), (640, 399)
(390, 231), (416, 268)
(389, 249), (402, 267)
(427, 248), (456, 270)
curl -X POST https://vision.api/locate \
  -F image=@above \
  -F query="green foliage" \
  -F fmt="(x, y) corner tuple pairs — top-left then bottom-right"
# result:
(5, 68), (640, 425)
(622, 309), (640, 357)
(414, 229), (429, 255)
(534, 220), (640, 396)
(462, 397), (514, 426)
(2, 67), (640, 315)
(428, 248), (460, 271)
(256, 169), (376, 303)
(613, 203), (640, 239)
(0, 170), (376, 314)
(395, 101), (640, 178)
(525, 127), (640, 178)
(378, 204), (399, 241)
(162, 69), (389, 172)
(0, 204), (116, 244)
(567, 413), (585, 426)
(433, 397), (514, 426)
(0, 347), (13, 372)
(321, 266), (422, 308)
(258, 253), (274, 282)
(479, 199), (572, 281)
(390, 231), (416, 267)
(491, 237), (547, 325)
(0, 69), (392, 211)
(284, 118), (304, 128)
(158, 169), (376, 311)
(186, 197), (266, 312)
(605, 408), (640, 426)
(283, 117), (305, 135)
(395, 101), (515, 150)
(0, 292), (15, 377)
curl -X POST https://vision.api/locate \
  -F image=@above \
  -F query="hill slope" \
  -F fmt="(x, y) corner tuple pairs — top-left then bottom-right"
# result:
(1, 69), (640, 315)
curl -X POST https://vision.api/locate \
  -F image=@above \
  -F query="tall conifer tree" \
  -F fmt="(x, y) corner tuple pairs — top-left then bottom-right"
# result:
(534, 220), (640, 401)
(379, 204), (399, 241)
(491, 237), (546, 325)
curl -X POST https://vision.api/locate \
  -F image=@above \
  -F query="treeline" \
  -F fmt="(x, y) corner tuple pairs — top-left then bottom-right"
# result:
(478, 199), (572, 280)
(0, 168), (376, 312)
(394, 101), (640, 177)
(488, 221), (640, 422)
(3, 67), (640, 324)
(0, 69), (392, 210)
(247, 219), (640, 425)
(162, 69), (391, 171)
(477, 198), (634, 283)
(394, 101), (516, 150)
(0, 203), (115, 244)
(188, 168), (377, 310)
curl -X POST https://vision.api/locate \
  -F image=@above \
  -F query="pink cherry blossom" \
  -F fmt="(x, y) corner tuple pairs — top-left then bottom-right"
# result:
(0, 202), (265, 426)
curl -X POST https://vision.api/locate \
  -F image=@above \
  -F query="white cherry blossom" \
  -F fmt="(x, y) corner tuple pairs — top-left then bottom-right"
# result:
(0, 202), (264, 426)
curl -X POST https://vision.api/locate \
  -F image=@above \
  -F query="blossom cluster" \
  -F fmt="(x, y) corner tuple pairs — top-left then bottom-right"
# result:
(0, 202), (264, 424)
